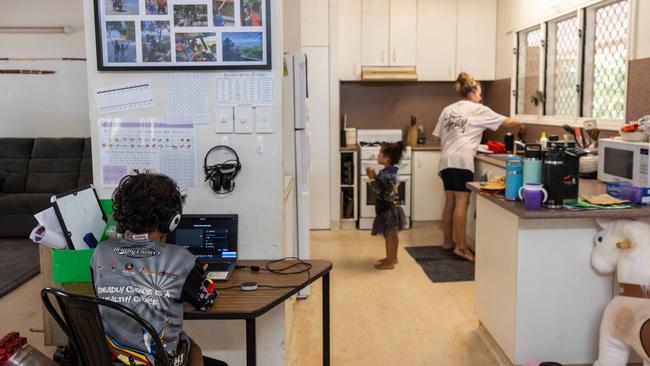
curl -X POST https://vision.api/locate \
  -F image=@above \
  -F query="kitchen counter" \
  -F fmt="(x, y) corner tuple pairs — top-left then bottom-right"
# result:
(467, 180), (650, 219)
(339, 144), (359, 152)
(470, 172), (650, 364)
(410, 143), (441, 151)
(475, 153), (506, 168)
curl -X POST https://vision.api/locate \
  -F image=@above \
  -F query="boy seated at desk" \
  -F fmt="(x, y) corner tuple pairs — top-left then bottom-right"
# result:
(91, 172), (222, 366)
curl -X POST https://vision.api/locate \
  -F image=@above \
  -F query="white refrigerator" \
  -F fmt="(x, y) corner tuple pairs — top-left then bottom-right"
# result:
(284, 52), (310, 296)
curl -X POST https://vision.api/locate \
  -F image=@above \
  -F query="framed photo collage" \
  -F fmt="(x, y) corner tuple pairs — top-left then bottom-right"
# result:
(93, 0), (271, 70)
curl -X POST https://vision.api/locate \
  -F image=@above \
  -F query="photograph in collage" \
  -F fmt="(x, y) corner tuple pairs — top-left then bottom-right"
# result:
(240, 0), (262, 26)
(173, 4), (209, 27)
(142, 21), (171, 62)
(222, 32), (263, 62)
(175, 33), (218, 62)
(145, 0), (168, 15)
(213, 0), (235, 26)
(106, 21), (136, 63)
(105, 0), (140, 15)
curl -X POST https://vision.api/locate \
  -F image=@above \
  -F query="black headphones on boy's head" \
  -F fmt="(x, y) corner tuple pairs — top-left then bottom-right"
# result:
(204, 145), (242, 194)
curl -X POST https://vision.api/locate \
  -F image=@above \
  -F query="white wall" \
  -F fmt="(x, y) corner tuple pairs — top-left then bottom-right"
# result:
(81, 0), (288, 364)
(0, 0), (89, 138)
(495, 0), (650, 80)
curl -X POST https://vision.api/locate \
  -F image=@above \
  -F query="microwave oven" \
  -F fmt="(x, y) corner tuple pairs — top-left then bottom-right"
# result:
(598, 139), (650, 186)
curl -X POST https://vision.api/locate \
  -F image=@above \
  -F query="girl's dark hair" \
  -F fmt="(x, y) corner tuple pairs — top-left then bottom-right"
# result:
(112, 172), (185, 234)
(381, 141), (406, 165)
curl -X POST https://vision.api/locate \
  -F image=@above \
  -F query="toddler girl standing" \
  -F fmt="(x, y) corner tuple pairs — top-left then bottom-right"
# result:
(366, 142), (407, 270)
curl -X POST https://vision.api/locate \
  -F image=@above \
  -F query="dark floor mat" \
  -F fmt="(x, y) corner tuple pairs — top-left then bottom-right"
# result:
(0, 239), (40, 297)
(405, 246), (474, 283)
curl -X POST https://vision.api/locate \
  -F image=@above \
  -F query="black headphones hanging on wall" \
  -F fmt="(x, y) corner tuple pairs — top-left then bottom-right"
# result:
(204, 145), (242, 194)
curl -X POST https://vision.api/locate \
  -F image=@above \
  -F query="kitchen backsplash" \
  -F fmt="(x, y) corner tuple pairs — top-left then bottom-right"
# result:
(340, 55), (650, 144)
(339, 81), (459, 140)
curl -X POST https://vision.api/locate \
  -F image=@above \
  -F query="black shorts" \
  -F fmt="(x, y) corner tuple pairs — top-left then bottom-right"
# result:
(439, 168), (473, 192)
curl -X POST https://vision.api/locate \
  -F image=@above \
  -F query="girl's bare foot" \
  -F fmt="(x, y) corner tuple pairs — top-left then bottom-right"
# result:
(454, 247), (475, 262)
(441, 243), (455, 250)
(378, 258), (398, 264)
(375, 261), (396, 270)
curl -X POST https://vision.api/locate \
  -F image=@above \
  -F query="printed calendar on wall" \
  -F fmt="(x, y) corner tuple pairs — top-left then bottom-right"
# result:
(93, 0), (271, 70)
(99, 119), (198, 187)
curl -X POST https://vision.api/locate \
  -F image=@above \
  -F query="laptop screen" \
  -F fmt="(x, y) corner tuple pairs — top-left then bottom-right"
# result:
(167, 214), (238, 261)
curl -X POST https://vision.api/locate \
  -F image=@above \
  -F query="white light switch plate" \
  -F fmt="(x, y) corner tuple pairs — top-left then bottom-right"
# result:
(234, 105), (253, 134)
(255, 106), (273, 133)
(256, 135), (264, 154)
(215, 107), (234, 134)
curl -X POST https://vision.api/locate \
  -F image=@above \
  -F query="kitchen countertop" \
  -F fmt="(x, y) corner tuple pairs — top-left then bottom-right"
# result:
(339, 143), (442, 152)
(339, 144), (359, 152)
(410, 143), (441, 151)
(467, 180), (650, 219)
(475, 153), (507, 167)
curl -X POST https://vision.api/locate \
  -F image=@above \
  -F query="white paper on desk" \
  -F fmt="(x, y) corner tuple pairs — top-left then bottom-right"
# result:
(166, 73), (209, 124)
(29, 207), (68, 249)
(96, 82), (154, 114)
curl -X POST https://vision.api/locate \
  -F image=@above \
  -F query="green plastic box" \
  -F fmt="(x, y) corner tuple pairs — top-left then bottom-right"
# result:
(50, 199), (113, 283)
(51, 249), (94, 283)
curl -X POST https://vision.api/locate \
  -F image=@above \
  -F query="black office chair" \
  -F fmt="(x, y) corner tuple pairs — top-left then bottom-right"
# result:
(41, 287), (227, 366)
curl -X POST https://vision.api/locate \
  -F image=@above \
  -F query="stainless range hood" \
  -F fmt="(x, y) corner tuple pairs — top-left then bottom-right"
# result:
(361, 66), (418, 81)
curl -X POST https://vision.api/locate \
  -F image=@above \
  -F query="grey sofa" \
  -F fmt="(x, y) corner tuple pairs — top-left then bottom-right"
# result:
(0, 138), (92, 238)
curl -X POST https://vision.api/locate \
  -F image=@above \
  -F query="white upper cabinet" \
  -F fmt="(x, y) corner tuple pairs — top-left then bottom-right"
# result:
(456, 0), (497, 80)
(417, 0), (457, 81)
(389, 0), (417, 66)
(301, 0), (330, 46)
(362, 0), (390, 66)
(338, 0), (362, 80)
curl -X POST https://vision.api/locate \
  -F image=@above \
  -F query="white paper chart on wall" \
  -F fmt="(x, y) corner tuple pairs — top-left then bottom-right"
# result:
(216, 71), (274, 106)
(96, 82), (154, 114)
(99, 119), (198, 187)
(165, 72), (209, 124)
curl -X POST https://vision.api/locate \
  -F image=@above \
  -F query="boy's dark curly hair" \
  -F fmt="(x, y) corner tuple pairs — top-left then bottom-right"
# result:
(112, 172), (185, 234)
(381, 141), (405, 165)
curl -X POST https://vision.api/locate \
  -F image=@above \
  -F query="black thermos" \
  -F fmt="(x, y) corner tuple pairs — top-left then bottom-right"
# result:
(504, 133), (514, 154)
(543, 146), (565, 209)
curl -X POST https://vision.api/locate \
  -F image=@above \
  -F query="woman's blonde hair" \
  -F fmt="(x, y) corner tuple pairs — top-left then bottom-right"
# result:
(454, 72), (479, 98)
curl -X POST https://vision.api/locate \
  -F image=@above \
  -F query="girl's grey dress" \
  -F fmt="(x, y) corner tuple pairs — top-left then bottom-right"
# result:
(370, 166), (407, 236)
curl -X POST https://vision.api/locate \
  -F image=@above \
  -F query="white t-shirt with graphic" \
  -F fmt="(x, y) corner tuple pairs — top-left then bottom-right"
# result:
(433, 100), (506, 173)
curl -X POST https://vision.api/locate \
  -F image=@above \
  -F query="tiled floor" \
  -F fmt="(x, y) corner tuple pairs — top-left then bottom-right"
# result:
(0, 225), (500, 365)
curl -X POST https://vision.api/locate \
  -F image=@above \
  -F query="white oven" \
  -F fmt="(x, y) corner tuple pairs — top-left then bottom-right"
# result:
(598, 139), (650, 186)
(360, 174), (411, 222)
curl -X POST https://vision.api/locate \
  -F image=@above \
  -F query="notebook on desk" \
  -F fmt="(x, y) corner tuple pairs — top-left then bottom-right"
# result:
(167, 214), (238, 281)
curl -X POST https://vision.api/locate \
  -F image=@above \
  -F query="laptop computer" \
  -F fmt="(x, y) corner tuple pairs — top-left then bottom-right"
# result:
(167, 214), (238, 281)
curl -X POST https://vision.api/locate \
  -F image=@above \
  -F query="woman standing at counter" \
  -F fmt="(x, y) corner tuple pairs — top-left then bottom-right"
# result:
(433, 72), (522, 261)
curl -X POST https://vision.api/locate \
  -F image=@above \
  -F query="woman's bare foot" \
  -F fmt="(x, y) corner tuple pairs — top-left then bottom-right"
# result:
(374, 261), (396, 270)
(441, 243), (455, 250)
(454, 247), (475, 262)
(378, 258), (398, 264)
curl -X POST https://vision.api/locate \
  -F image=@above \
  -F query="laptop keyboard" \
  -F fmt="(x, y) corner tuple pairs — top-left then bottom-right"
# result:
(206, 262), (231, 271)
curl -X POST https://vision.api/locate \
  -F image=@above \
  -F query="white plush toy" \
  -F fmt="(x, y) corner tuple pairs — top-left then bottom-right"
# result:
(592, 219), (650, 366)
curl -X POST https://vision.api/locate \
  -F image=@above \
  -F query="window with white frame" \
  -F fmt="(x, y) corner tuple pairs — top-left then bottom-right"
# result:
(516, 26), (542, 115)
(583, 0), (629, 120)
(545, 15), (579, 117)
(515, 0), (630, 122)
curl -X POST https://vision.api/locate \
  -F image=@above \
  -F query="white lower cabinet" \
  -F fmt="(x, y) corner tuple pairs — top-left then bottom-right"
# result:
(412, 151), (445, 221)
(467, 159), (505, 250)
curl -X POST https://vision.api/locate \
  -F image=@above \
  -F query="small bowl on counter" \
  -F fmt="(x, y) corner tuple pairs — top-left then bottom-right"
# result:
(619, 130), (648, 142)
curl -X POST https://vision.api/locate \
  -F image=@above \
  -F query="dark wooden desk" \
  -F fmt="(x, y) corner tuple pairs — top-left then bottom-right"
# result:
(63, 259), (333, 366)
(184, 260), (333, 366)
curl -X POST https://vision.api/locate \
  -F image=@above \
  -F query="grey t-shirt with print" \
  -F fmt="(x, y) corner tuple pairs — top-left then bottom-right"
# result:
(91, 238), (196, 357)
